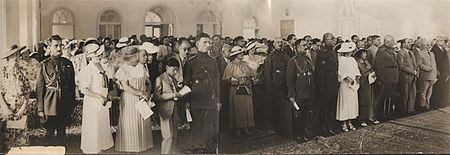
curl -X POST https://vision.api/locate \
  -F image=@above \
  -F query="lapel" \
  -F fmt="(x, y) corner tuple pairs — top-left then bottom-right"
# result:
(161, 73), (176, 91)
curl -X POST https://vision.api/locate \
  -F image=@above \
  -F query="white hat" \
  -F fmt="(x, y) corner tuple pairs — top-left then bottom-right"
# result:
(139, 42), (160, 54)
(229, 46), (245, 57)
(116, 37), (131, 48)
(337, 42), (356, 53)
(255, 43), (269, 54)
(246, 41), (257, 51)
(64, 39), (77, 49)
(2, 45), (27, 59)
(85, 44), (105, 58)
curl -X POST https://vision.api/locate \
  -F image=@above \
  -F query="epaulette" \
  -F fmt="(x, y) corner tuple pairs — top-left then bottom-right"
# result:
(188, 55), (197, 61)
(40, 57), (51, 64)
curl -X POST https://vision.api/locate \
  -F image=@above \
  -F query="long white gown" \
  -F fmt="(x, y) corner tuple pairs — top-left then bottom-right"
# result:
(79, 63), (114, 154)
(336, 56), (361, 121)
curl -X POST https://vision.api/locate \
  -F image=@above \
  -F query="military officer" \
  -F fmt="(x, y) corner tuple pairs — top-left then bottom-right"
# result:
(263, 37), (291, 137)
(314, 33), (339, 136)
(286, 39), (316, 143)
(36, 35), (76, 143)
(182, 33), (221, 153)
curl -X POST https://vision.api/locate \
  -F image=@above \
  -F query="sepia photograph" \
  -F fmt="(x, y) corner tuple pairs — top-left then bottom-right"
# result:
(0, 0), (450, 154)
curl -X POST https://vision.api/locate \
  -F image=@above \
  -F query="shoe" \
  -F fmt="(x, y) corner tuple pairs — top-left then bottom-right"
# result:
(327, 129), (337, 135)
(348, 123), (356, 131)
(295, 137), (307, 144)
(370, 119), (380, 124)
(341, 125), (348, 132)
(360, 122), (368, 127)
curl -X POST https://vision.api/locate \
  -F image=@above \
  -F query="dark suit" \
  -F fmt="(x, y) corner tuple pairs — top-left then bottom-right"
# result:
(431, 44), (450, 108)
(283, 45), (296, 58)
(397, 48), (418, 114)
(314, 45), (339, 134)
(36, 56), (76, 137)
(286, 53), (316, 140)
(374, 45), (399, 120)
(263, 49), (291, 137)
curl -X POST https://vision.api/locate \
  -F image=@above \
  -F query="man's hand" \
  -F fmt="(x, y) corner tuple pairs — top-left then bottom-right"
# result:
(289, 98), (296, 103)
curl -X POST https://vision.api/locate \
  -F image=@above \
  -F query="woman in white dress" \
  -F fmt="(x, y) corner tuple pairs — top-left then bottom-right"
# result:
(78, 43), (114, 154)
(336, 42), (361, 132)
(114, 46), (153, 152)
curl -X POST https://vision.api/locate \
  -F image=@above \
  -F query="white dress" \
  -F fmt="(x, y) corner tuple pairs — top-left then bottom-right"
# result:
(336, 56), (361, 121)
(79, 63), (114, 154)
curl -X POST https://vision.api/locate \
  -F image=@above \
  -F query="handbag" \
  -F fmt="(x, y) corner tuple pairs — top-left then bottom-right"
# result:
(236, 85), (253, 95)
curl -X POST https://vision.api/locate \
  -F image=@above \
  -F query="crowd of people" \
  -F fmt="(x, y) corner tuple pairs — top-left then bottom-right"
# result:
(0, 31), (449, 154)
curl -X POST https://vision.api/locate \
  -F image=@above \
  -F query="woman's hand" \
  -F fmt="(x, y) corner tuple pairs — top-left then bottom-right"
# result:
(141, 92), (151, 101)
(98, 95), (108, 103)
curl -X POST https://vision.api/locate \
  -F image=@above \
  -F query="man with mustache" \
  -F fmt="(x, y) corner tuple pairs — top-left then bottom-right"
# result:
(36, 35), (76, 144)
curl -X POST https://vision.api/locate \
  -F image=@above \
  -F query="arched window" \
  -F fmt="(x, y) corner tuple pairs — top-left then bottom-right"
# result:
(99, 10), (121, 39)
(197, 10), (218, 35)
(52, 9), (74, 38)
(243, 16), (258, 39)
(144, 6), (174, 37)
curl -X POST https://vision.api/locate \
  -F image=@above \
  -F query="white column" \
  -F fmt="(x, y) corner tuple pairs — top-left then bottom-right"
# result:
(32, 0), (40, 44)
(19, 0), (29, 46)
(0, 0), (6, 56)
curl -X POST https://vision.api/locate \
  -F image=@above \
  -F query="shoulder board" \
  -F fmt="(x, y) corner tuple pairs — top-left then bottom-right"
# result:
(188, 55), (197, 61)
(40, 58), (51, 64)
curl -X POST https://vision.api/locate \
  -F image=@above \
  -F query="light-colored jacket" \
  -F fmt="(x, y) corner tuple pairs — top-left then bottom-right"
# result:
(416, 49), (438, 81)
(154, 73), (178, 119)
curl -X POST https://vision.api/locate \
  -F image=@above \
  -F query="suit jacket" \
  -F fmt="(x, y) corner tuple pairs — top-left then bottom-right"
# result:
(374, 45), (399, 83)
(398, 48), (418, 81)
(431, 44), (450, 79)
(263, 49), (290, 93)
(183, 52), (221, 109)
(367, 45), (378, 67)
(36, 57), (76, 116)
(283, 45), (296, 58)
(154, 72), (178, 119)
(286, 54), (315, 101)
(416, 49), (438, 81)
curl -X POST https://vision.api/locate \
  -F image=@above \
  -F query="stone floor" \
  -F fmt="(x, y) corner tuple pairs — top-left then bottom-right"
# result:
(27, 107), (450, 154)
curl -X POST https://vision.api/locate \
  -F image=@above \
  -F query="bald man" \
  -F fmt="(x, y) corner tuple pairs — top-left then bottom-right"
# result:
(374, 35), (399, 121)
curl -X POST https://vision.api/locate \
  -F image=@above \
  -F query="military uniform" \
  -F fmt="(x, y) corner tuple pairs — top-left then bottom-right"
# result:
(286, 53), (316, 141)
(314, 45), (339, 135)
(36, 56), (76, 138)
(263, 49), (291, 137)
(181, 51), (220, 153)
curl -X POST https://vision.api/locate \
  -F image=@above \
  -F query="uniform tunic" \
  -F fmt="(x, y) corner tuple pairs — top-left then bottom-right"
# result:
(114, 63), (153, 152)
(78, 63), (114, 154)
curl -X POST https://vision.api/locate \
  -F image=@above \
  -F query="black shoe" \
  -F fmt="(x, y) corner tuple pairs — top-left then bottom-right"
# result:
(328, 129), (337, 135)
(295, 137), (307, 144)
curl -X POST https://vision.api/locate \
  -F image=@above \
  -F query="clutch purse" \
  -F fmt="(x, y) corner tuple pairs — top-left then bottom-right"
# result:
(236, 85), (252, 95)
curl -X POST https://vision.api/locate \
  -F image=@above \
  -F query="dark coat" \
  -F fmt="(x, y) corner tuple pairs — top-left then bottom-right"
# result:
(286, 54), (315, 102)
(431, 44), (449, 80)
(314, 45), (338, 94)
(263, 49), (290, 93)
(36, 57), (76, 116)
(283, 45), (296, 58)
(375, 45), (399, 83)
(183, 52), (221, 109)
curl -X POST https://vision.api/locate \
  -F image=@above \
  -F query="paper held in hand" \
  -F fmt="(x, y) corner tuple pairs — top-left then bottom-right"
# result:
(186, 108), (193, 122)
(292, 102), (300, 110)
(135, 99), (154, 120)
(368, 72), (377, 84)
(179, 86), (192, 96)
(7, 116), (27, 129)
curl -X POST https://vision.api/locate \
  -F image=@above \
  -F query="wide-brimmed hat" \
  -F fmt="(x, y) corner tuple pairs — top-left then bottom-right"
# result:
(85, 43), (105, 58)
(2, 45), (27, 59)
(337, 42), (356, 53)
(255, 43), (268, 54)
(116, 37), (132, 49)
(229, 46), (245, 57)
(139, 42), (160, 54)
(246, 41), (257, 51)
(64, 39), (77, 49)
(354, 48), (368, 57)
(121, 46), (139, 62)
